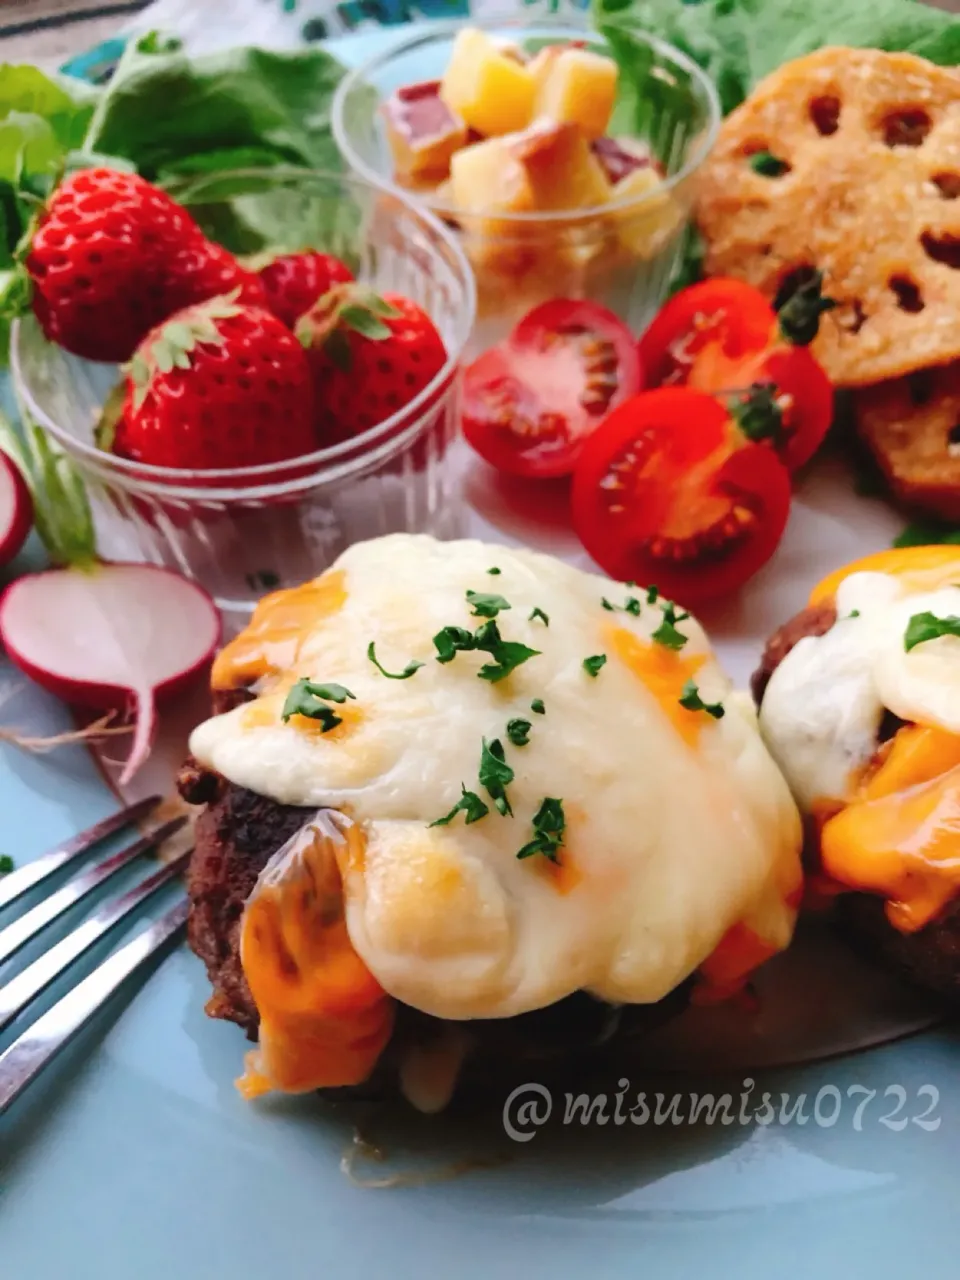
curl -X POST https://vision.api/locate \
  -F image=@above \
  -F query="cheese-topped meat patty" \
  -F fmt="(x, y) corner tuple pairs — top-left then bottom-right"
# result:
(187, 534), (802, 1099)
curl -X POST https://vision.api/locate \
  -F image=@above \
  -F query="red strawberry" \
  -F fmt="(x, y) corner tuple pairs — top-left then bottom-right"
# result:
(257, 251), (354, 328)
(164, 240), (268, 315)
(107, 297), (316, 471)
(27, 168), (266, 364)
(296, 284), (447, 442)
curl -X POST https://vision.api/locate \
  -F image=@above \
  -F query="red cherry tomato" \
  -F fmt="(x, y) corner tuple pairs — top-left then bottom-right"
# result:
(637, 278), (833, 472)
(571, 387), (792, 606)
(637, 279), (776, 385)
(462, 299), (642, 479)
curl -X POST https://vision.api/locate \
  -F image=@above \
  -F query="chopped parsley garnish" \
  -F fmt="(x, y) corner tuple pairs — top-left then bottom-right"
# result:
(433, 619), (540, 681)
(651, 601), (690, 650)
(487, 566), (501, 575)
(678, 679), (725, 719)
(433, 625), (478, 663)
(646, 585), (660, 604)
(281, 679), (355, 731)
(506, 718), (531, 746)
(466, 589), (511, 618)
(479, 737), (514, 816)
(367, 641), (424, 680)
(516, 797), (566, 863)
(529, 607), (549, 626)
(603, 595), (642, 616)
(904, 611), (960, 652)
(582, 654), (607, 677)
(430, 786), (490, 827)
(848, 609), (861, 620)
(474, 620), (541, 683)
(0, 854), (13, 875)
(531, 698), (545, 715)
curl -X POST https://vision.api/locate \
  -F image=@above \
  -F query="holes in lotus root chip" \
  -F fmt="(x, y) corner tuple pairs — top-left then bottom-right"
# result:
(921, 231), (960, 270)
(882, 108), (932, 148)
(932, 172), (960, 200)
(809, 96), (841, 136)
(773, 265), (818, 312)
(836, 299), (867, 334)
(907, 370), (935, 406)
(889, 275), (924, 313)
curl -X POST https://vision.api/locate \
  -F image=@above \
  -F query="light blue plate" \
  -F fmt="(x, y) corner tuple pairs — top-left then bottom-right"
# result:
(3, 29), (960, 1279)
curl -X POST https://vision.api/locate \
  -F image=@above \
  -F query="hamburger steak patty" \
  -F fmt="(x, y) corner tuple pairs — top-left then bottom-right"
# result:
(179, 759), (690, 1089)
(753, 598), (960, 1003)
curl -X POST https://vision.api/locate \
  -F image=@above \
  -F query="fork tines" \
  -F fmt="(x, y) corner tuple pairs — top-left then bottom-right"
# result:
(0, 797), (192, 1116)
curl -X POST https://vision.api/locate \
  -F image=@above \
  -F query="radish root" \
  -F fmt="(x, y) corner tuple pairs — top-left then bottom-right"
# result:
(0, 711), (132, 754)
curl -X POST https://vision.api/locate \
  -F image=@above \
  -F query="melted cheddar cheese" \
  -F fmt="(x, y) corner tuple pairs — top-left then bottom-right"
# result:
(191, 535), (802, 1095)
(761, 548), (960, 934)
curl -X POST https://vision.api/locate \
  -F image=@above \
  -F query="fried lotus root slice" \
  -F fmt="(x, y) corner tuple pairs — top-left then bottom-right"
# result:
(696, 47), (960, 387)
(855, 363), (960, 520)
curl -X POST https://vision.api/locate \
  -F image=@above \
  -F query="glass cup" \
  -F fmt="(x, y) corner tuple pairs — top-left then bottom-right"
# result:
(11, 168), (476, 632)
(332, 17), (720, 354)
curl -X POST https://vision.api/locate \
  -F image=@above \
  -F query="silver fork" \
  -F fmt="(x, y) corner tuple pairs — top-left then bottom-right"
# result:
(0, 796), (192, 1115)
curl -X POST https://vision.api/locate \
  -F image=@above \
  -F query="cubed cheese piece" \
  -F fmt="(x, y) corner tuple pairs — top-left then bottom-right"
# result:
(511, 121), (611, 211)
(382, 80), (468, 180)
(439, 28), (536, 137)
(449, 135), (536, 214)
(532, 46), (618, 140)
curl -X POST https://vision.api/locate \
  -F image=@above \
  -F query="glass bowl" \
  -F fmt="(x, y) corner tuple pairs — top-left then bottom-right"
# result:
(332, 17), (720, 354)
(11, 168), (476, 632)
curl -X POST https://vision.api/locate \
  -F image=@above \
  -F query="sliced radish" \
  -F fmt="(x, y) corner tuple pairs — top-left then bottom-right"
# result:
(0, 450), (33, 566)
(0, 563), (220, 784)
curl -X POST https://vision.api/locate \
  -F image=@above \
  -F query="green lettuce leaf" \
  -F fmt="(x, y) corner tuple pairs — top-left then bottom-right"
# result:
(594, 0), (960, 115)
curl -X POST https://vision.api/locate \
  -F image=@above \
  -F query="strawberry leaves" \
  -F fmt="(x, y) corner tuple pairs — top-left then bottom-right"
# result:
(128, 293), (240, 409)
(296, 283), (400, 373)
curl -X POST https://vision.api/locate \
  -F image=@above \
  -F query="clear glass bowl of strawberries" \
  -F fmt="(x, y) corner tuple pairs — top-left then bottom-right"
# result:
(11, 165), (475, 628)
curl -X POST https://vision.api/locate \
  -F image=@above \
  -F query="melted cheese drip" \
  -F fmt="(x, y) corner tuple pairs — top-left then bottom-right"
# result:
(238, 811), (394, 1096)
(761, 553), (960, 932)
(193, 535), (801, 1039)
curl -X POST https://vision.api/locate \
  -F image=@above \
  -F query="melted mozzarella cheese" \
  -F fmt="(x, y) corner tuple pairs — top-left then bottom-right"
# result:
(191, 534), (801, 1022)
(760, 571), (960, 810)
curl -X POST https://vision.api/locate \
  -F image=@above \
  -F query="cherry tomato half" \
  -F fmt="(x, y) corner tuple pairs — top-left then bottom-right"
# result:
(638, 279), (834, 472)
(462, 299), (642, 479)
(571, 387), (792, 606)
(637, 279), (775, 386)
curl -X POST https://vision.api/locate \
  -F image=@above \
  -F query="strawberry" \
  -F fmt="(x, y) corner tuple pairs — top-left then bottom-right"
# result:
(106, 296), (316, 471)
(296, 284), (447, 442)
(26, 168), (266, 364)
(256, 250), (354, 328)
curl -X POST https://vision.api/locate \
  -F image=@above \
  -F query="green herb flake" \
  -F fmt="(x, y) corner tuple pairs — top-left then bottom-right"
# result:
(474, 620), (541, 683)
(646, 585), (660, 605)
(0, 854), (13, 875)
(281, 678), (355, 731)
(529, 607), (550, 626)
(433, 625), (477, 664)
(506, 718), (532, 747)
(531, 698), (546, 715)
(904, 611), (960, 652)
(479, 738), (515, 816)
(604, 595), (642, 616)
(367, 641), (424, 680)
(848, 609), (861, 620)
(651, 602), (690, 650)
(467, 589), (512, 619)
(516, 797), (566, 863)
(429, 786), (490, 828)
(487, 566), (501, 575)
(601, 598), (616, 611)
(583, 654), (607, 678)
(678, 678), (725, 720)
